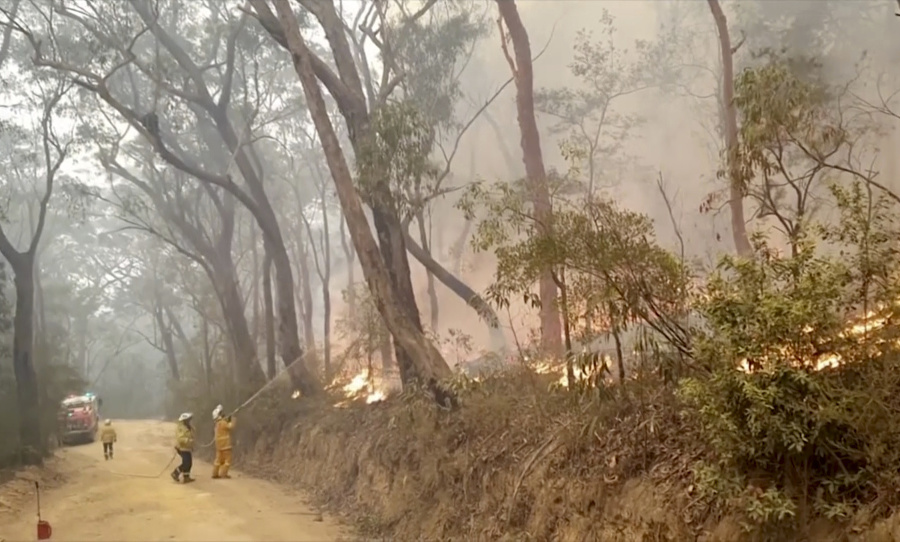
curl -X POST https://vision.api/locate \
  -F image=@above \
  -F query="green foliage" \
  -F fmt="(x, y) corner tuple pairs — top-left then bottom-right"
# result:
(680, 188), (900, 531)
(732, 59), (864, 248)
(535, 9), (664, 194)
(390, 1), (489, 131)
(356, 101), (439, 217)
(461, 174), (690, 371)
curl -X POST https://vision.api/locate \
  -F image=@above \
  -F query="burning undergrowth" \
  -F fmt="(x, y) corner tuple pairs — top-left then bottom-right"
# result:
(226, 344), (900, 542)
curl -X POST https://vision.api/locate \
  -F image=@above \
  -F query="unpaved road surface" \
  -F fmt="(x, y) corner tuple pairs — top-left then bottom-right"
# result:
(0, 420), (347, 541)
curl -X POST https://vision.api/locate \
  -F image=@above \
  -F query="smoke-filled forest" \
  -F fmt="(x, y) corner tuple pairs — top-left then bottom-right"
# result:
(1, 1), (900, 540)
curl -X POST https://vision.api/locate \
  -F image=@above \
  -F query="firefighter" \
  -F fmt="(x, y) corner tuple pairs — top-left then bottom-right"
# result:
(211, 404), (235, 479)
(99, 419), (117, 460)
(171, 412), (195, 483)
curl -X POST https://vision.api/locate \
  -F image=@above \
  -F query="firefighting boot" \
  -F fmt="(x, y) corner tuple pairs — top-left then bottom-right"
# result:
(219, 465), (231, 479)
(182, 473), (195, 484)
(171, 469), (180, 482)
(104, 453), (109, 460)
(212, 465), (220, 479)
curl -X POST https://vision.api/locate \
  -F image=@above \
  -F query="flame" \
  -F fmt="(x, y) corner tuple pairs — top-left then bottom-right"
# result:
(334, 368), (387, 405)
(738, 307), (894, 373)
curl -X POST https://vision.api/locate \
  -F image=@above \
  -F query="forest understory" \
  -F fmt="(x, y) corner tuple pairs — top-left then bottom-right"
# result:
(207, 361), (900, 542)
(0, 1), (899, 542)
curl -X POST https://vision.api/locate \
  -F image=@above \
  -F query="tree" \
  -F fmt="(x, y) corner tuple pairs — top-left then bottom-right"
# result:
(0, 52), (71, 460)
(495, 0), (562, 358)
(100, 154), (266, 388)
(731, 60), (885, 255)
(464, 171), (691, 385)
(707, 0), (752, 256)
(251, 0), (455, 402)
(535, 10), (659, 198)
(15, 0), (321, 396)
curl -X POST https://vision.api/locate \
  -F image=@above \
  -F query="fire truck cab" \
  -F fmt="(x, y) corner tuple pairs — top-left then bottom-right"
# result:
(57, 392), (102, 446)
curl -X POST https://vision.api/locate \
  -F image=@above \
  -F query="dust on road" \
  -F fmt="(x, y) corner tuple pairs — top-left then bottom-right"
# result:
(0, 420), (348, 541)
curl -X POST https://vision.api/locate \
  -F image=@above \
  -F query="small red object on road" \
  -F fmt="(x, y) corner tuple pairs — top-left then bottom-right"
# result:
(35, 481), (52, 540)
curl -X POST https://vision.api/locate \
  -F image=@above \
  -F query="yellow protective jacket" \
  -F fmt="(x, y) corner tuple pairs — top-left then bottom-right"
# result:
(99, 426), (117, 444)
(214, 417), (235, 451)
(175, 422), (194, 452)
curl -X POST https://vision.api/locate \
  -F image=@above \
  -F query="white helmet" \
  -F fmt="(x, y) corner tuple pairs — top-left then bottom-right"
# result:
(104, 419), (111, 425)
(178, 412), (193, 422)
(212, 405), (223, 420)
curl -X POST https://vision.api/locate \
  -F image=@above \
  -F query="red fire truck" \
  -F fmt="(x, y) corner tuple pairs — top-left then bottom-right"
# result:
(57, 393), (101, 446)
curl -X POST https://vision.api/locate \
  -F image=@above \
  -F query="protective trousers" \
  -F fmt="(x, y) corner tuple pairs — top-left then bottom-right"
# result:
(212, 449), (232, 478)
(172, 450), (193, 483)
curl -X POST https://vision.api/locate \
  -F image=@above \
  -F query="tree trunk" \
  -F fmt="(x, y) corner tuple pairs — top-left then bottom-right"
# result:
(450, 219), (472, 277)
(268, 2), (454, 399)
(250, 231), (262, 342)
(613, 327), (625, 383)
(379, 336), (394, 372)
(210, 251), (265, 389)
(339, 213), (356, 319)
(707, 0), (753, 256)
(154, 304), (181, 382)
(320, 196), (333, 381)
(202, 316), (212, 394)
(416, 210), (440, 331)
(372, 209), (427, 385)
(262, 249), (277, 380)
(297, 238), (317, 355)
(405, 232), (507, 351)
(132, 2), (321, 396)
(496, 0), (563, 358)
(11, 254), (42, 463)
(164, 306), (192, 367)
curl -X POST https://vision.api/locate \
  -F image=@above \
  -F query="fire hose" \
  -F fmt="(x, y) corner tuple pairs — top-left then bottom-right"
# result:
(197, 370), (288, 448)
(106, 358), (300, 478)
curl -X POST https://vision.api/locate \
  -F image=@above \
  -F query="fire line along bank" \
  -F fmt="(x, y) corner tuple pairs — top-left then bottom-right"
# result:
(56, 392), (103, 446)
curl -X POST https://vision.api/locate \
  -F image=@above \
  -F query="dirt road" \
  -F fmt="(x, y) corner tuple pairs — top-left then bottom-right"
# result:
(0, 420), (348, 541)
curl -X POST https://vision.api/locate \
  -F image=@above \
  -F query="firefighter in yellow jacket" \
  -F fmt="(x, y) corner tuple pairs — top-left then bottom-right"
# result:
(99, 419), (117, 460)
(211, 404), (235, 479)
(171, 412), (195, 483)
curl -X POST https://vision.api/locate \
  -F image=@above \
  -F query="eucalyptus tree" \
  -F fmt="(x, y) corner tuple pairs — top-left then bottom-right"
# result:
(0, 2), (75, 460)
(248, 0), (509, 394)
(248, 0), (457, 396)
(10, 0), (321, 395)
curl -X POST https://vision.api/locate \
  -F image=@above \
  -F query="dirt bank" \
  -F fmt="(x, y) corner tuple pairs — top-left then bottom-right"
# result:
(222, 373), (900, 542)
(225, 374), (714, 541)
(0, 420), (348, 542)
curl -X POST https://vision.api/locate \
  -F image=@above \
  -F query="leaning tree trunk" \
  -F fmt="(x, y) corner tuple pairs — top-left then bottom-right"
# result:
(371, 208), (427, 385)
(496, 0), (563, 358)
(268, 1), (454, 395)
(405, 233), (507, 351)
(707, 0), (752, 256)
(415, 210), (440, 331)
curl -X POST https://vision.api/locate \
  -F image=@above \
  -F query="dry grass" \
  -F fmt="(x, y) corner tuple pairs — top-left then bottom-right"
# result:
(228, 370), (715, 541)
